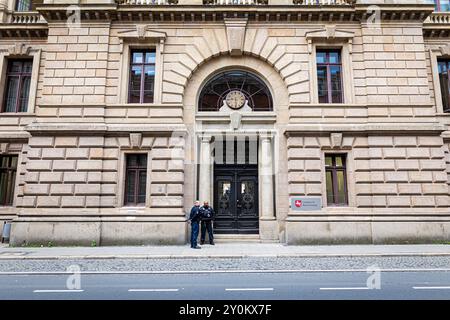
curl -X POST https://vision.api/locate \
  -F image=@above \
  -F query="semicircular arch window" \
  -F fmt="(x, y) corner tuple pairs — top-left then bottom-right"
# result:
(198, 70), (273, 112)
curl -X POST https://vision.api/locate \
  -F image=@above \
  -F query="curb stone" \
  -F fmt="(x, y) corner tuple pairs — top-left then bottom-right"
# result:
(0, 252), (450, 260)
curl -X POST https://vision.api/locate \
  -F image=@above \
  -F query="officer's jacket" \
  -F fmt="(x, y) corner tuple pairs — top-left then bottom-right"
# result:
(199, 206), (215, 221)
(189, 206), (201, 222)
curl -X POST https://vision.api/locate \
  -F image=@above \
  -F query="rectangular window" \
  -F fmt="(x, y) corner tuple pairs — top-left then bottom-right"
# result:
(435, 0), (450, 12)
(325, 154), (348, 206)
(0, 155), (18, 206)
(438, 59), (450, 112)
(124, 154), (147, 206)
(128, 49), (156, 103)
(15, 0), (32, 11)
(2, 59), (33, 113)
(316, 49), (343, 104)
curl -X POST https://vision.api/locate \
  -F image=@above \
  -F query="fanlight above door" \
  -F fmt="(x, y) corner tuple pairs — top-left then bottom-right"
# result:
(198, 70), (273, 112)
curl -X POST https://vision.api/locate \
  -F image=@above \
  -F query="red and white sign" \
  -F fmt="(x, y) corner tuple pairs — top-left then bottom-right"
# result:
(294, 200), (302, 208)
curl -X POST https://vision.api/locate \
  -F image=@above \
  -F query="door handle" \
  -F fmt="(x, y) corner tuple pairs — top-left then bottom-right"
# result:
(236, 200), (241, 208)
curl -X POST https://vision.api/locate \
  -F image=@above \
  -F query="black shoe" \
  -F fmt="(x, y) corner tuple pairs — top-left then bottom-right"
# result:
(200, 241), (205, 245)
(210, 242), (215, 245)
(192, 246), (201, 249)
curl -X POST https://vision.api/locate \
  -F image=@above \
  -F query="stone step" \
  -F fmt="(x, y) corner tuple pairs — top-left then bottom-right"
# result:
(213, 234), (267, 243)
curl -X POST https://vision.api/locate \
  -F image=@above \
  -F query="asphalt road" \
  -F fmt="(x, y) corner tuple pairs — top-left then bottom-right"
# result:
(1, 270), (449, 300)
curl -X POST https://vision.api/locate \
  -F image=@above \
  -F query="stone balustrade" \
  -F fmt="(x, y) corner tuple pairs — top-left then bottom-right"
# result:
(203, 0), (268, 4)
(10, 11), (43, 24)
(116, 0), (357, 5)
(117, 0), (178, 4)
(425, 11), (450, 24)
(294, 0), (354, 4)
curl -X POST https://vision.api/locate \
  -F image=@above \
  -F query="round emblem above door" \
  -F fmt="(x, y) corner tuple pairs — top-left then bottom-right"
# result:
(225, 90), (246, 110)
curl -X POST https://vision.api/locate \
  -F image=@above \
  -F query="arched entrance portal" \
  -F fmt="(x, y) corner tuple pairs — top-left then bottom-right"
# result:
(197, 69), (275, 236)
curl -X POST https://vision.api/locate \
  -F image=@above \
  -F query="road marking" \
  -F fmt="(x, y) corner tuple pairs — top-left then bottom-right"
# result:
(225, 288), (274, 291)
(33, 289), (84, 293)
(1, 268), (450, 275)
(413, 286), (450, 290)
(320, 287), (371, 291)
(128, 289), (179, 292)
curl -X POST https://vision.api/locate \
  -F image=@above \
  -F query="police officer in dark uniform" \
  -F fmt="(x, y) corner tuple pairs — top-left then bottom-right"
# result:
(188, 200), (201, 249)
(200, 201), (215, 245)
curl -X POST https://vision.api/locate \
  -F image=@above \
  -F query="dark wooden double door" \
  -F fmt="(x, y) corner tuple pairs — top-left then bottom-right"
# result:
(214, 165), (259, 234)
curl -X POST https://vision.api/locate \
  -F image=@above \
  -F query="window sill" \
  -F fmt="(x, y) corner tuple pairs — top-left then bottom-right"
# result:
(0, 112), (35, 116)
(325, 205), (351, 209)
(290, 103), (364, 108)
(106, 103), (181, 108)
(121, 206), (146, 209)
(0, 206), (18, 214)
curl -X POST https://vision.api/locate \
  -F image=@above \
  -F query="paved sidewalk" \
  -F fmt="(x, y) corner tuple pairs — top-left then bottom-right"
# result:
(0, 243), (449, 259)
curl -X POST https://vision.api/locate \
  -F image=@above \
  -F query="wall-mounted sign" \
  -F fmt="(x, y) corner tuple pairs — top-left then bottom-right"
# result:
(290, 197), (322, 211)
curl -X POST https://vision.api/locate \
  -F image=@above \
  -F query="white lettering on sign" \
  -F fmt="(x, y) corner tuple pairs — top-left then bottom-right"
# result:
(290, 197), (322, 211)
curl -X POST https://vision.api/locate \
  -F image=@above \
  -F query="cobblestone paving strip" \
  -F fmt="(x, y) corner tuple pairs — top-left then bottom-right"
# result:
(0, 256), (449, 273)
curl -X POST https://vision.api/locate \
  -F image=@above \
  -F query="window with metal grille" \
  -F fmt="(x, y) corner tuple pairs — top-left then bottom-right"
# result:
(316, 49), (343, 104)
(2, 59), (32, 113)
(128, 49), (155, 103)
(325, 154), (348, 206)
(438, 59), (450, 112)
(213, 136), (258, 165)
(124, 154), (147, 206)
(15, 0), (32, 11)
(0, 155), (18, 206)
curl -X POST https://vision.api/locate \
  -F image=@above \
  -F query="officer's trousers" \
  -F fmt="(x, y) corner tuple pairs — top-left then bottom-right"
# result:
(200, 220), (214, 243)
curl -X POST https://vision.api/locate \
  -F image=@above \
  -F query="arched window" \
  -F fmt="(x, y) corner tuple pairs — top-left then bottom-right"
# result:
(198, 70), (273, 112)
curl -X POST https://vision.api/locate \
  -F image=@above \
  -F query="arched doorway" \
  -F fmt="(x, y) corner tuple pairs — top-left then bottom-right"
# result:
(198, 70), (273, 234)
(184, 55), (288, 241)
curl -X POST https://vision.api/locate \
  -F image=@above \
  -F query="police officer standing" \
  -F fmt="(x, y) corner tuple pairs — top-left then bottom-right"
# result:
(200, 201), (215, 245)
(188, 200), (201, 249)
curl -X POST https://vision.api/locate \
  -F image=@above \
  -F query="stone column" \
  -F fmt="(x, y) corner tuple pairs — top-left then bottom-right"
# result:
(260, 135), (275, 219)
(0, 0), (8, 23)
(259, 134), (278, 240)
(198, 135), (212, 203)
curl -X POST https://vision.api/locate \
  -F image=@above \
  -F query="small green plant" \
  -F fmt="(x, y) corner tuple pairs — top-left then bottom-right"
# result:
(47, 241), (53, 247)
(91, 240), (97, 247)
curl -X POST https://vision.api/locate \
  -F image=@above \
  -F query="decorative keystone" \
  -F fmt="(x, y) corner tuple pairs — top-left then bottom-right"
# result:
(224, 18), (248, 56)
(8, 43), (32, 56)
(230, 112), (242, 131)
(130, 133), (142, 149)
(330, 133), (343, 148)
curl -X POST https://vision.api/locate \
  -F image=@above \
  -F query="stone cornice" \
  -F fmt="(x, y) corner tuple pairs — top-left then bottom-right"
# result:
(284, 122), (446, 136)
(35, 3), (435, 24)
(25, 122), (188, 135)
(0, 3), (442, 39)
(0, 23), (48, 38)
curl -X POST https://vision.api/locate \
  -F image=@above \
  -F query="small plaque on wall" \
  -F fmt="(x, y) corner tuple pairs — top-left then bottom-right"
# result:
(290, 197), (322, 211)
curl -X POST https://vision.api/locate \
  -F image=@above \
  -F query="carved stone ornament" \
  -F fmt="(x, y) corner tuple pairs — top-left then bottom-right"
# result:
(130, 133), (143, 149)
(330, 132), (343, 149)
(0, 143), (8, 153)
(305, 26), (354, 54)
(439, 44), (450, 57)
(117, 26), (167, 42)
(224, 18), (248, 56)
(305, 25), (354, 40)
(230, 112), (242, 131)
(8, 43), (32, 56)
(136, 25), (147, 39)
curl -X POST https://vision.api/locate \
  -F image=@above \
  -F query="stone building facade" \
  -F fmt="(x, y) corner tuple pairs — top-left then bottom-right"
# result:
(0, 0), (449, 245)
